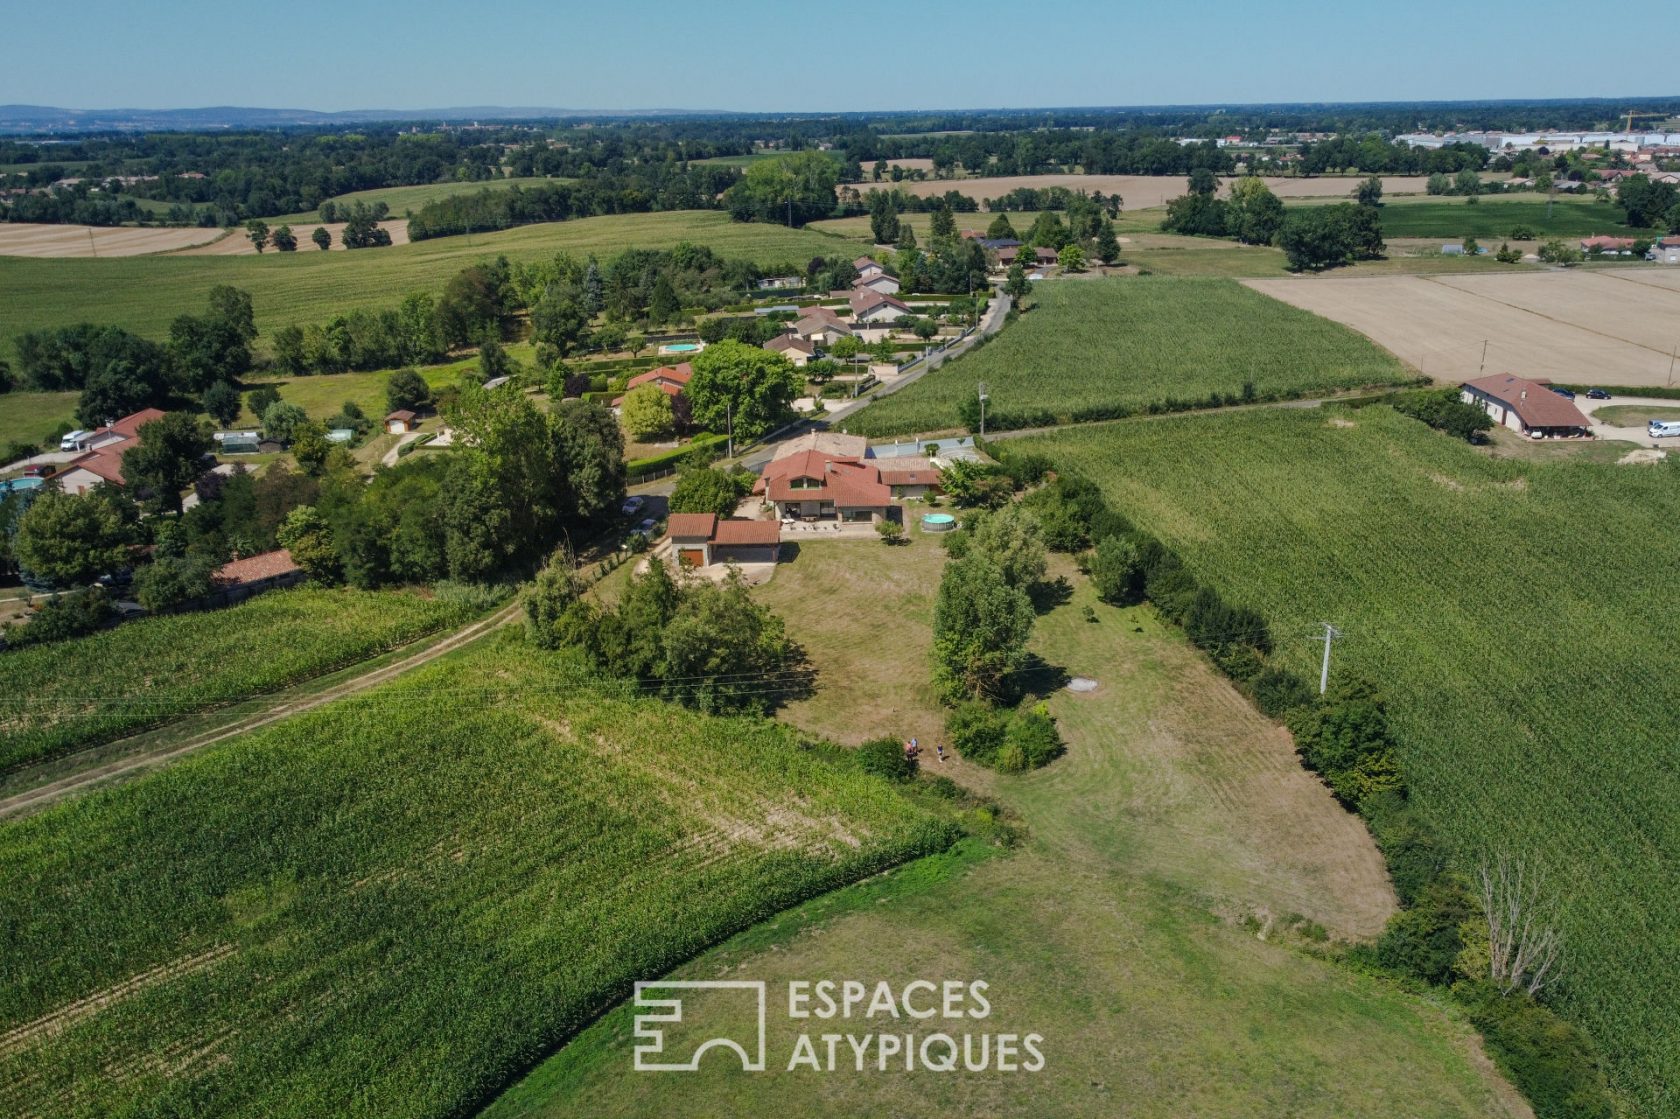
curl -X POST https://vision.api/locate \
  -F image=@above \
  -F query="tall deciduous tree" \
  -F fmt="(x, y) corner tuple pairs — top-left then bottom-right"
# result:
(311, 226), (332, 250)
(122, 412), (213, 515)
(270, 224), (298, 251)
(686, 340), (801, 440)
(202, 380), (242, 427)
(246, 220), (270, 252)
(932, 554), (1034, 701)
(14, 485), (135, 587)
(620, 384), (675, 441)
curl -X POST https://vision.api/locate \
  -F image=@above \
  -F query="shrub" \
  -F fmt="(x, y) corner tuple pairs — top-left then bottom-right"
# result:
(1466, 988), (1615, 1119)
(946, 701), (1008, 766)
(1375, 879), (1472, 985)
(2, 589), (111, 647)
(1249, 665), (1315, 719)
(857, 736), (916, 781)
(1088, 534), (1145, 605)
(999, 705), (1064, 771)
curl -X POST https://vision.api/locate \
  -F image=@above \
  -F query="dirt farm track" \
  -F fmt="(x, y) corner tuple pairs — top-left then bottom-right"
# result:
(0, 220), (408, 258)
(1246, 268), (1680, 388)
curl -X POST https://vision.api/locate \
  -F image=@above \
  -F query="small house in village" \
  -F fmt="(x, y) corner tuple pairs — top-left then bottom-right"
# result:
(764, 334), (815, 366)
(1460, 374), (1592, 438)
(51, 408), (168, 496)
(611, 362), (693, 407)
(849, 289), (912, 325)
(853, 272), (901, 296)
(385, 410), (420, 434)
(206, 548), (305, 607)
(854, 256), (886, 279)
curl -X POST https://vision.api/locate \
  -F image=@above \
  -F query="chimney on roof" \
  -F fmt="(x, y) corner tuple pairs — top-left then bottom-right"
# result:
(1520, 390), (1527, 399)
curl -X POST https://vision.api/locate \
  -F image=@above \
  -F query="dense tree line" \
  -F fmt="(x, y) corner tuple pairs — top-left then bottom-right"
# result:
(407, 164), (740, 239)
(10, 287), (256, 426)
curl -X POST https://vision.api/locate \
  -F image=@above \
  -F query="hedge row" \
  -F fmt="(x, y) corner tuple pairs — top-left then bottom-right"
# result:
(626, 434), (728, 481)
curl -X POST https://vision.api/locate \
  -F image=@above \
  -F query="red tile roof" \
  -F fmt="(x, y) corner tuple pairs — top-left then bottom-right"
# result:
(1579, 235), (1635, 250)
(849, 290), (911, 318)
(759, 452), (893, 507)
(213, 549), (301, 586)
(626, 362), (693, 391)
(104, 408), (168, 440)
(765, 334), (814, 355)
(386, 409), (418, 421)
(666, 513), (718, 540)
(712, 519), (781, 546)
(876, 460), (942, 486)
(65, 449), (127, 485)
(1462, 374), (1591, 430)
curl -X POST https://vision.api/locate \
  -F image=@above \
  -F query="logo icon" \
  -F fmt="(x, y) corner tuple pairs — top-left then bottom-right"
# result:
(633, 980), (767, 1072)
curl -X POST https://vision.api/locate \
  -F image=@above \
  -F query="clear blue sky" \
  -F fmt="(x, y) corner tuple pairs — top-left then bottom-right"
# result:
(6, 0), (1676, 112)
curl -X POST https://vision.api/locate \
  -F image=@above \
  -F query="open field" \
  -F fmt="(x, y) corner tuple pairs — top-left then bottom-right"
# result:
(1014, 405), (1680, 1116)
(847, 277), (1414, 436)
(0, 388), (80, 450)
(0, 637), (950, 1119)
(1290, 194), (1650, 240)
(0, 587), (474, 770)
(0, 222), (229, 257)
(487, 543), (1526, 1119)
(0, 211), (859, 357)
(271, 176), (567, 223)
(1246, 267), (1680, 386)
(1593, 404), (1680, 425)
(854, 174), (1493, 205)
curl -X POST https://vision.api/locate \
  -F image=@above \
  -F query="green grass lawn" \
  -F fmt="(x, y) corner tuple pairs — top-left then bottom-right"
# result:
(1591, 404), (1680, 426)
(0, 635), (951, 1119)
(484, 541), (1523, 1119)
(0, 211), (858, 359)
(846, 276), (1414, 437)
(1291, 195), (1650, 240)
(1014, 405), (1680, 1117)
(0, 388), (80, 451)
(270, 176), (570, 224)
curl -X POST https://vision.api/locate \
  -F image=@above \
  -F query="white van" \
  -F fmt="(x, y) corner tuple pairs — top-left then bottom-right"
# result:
(1648, 420), (1680, 439)
(59, 430), (90, 452)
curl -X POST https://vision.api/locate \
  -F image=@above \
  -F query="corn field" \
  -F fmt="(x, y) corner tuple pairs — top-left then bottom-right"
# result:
(1021, 406), (1680, 1117)
(846, 277), (1415, 437)
(0, 588), (473, 771)
(0, 637), (953, 1118)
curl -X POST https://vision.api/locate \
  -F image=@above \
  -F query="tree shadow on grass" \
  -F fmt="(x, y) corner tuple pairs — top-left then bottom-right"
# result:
(1012, 652), (1070, 703)
(1028, 575), (1073, 615)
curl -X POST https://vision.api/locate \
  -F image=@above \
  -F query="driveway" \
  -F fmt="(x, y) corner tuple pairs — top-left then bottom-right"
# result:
(1578, 395), (1680, 447)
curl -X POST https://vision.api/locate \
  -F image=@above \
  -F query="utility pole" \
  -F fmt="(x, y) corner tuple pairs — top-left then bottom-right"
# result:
(1477, 339), (1489, 377)
(1318, 623), (1341, 695)
(726, 400), (734, 459)
(977, 382), (988, 437)
(1668, 340), (1678, 389)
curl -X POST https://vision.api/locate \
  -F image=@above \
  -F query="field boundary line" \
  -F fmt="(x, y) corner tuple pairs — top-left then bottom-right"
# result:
(1421, 273), (1680, 358)
(0, 602), (522, 821)
(0, 943), (235, 1055)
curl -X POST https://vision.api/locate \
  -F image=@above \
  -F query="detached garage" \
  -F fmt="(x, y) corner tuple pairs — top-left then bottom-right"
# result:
(662, 513), (782, 568)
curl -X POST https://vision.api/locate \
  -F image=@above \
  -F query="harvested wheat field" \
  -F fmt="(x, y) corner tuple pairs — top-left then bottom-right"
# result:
(853, 174), (1493, 206)
(1245, 268), (1680, 387)
(0, 223), (227, 257)
(170, 219), (409, 255)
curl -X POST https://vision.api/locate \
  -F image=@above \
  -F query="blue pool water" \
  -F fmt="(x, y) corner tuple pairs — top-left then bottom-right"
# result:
(0, 477), (44, 496)
(920, 513), (956, 532)
(661, 342), (702, 353)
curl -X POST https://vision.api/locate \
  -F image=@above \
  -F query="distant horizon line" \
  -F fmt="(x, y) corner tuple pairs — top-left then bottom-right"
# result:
(4, 93), (1680, 118)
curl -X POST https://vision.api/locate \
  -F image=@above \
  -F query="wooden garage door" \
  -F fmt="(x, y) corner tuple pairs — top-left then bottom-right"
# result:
(678, 548), (706, 567)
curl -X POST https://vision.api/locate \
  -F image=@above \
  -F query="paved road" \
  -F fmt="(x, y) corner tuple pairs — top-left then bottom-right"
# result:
(734, 287), (1011, 474)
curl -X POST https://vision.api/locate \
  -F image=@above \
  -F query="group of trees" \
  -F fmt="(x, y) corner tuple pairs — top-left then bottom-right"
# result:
(1616, 174), (1680, 231)
(1161, 170), (1385, 271)
(9, 286), (257, 426)
(523, 551), (799, 715)
(407, 163), (740, 239)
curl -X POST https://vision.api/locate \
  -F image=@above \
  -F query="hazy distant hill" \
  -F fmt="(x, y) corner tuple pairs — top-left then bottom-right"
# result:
(0, 104), (712, 134)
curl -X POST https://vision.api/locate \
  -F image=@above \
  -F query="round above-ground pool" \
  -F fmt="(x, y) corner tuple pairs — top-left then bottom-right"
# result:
(920, 512), (956, 532)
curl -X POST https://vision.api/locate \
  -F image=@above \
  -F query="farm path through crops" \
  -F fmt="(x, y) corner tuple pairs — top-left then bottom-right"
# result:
(0, 600), (522, 821)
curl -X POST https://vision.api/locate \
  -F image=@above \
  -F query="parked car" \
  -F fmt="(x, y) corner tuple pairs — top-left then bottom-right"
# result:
(1549, 386), (1576, 400)
(621, 495), (645, 517)
(1586, 388), (1611, 400)
(635, 517), (658, 536)
(22, 464), (54, 477)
